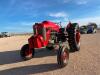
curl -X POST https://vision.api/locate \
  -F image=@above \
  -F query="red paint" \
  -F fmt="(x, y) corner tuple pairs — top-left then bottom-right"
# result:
(28, 21), (60, 49)
(76, 31), (80, 44)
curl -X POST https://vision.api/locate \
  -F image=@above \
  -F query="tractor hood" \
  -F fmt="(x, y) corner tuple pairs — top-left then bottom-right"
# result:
(28, 35), (47, 49)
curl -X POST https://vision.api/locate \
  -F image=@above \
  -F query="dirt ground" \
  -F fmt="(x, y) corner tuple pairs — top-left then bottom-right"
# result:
(0, 31), (100, 75)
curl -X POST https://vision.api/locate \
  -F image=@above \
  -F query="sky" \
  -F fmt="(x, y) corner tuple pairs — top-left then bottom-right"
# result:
(0, 0), (100, 32)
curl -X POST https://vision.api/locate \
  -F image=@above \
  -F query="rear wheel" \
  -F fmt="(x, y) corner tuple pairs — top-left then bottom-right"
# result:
(67, 26), (80, 52)
(75, 31), (80, 51)
(66, 23), (81, 52)
(57, 46), (69, 67)
(20, 44), (34, 60)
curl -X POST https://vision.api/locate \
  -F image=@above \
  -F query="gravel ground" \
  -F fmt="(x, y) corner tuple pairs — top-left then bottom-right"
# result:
(0, 31), (100, 75)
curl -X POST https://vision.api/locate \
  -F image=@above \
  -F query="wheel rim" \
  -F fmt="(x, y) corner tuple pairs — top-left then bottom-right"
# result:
(61, 48), (69, 63)
(25, 49), (32, 57)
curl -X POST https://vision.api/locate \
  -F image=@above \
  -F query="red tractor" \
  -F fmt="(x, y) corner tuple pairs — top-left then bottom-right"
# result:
(20, 21), (80, 67)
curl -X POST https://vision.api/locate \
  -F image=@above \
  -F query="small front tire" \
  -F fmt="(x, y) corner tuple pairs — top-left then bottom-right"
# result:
(20, 44), (34, 60)
(57, 46), (69, 67)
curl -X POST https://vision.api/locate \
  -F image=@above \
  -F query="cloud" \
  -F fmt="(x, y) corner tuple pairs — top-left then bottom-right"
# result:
(10, 0), (16, 6)
(62, 0), (71, 3)
(97, 5), (100, 9)
(49, 12), (70, 27)
(49, 12), (68, 18)
(72, 16), (100, 26)
(76, 0), (88, 5)
(49, 12), (69, 27)
(62, 0), (89, 5)
(50, 16), (100, 27)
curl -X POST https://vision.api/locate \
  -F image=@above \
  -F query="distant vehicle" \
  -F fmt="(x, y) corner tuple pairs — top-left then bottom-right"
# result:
(87, 25), (97, 34)
(80, 23), (97, 34)
(80, 26), (87, 34)
(0, 32), (10, 38)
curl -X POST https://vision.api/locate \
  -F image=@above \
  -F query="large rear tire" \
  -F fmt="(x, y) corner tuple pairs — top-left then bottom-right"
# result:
(57, 46), (69, 67)
(20, 44), (34, 60)
(68, 31), (80, 52)
(67, 23), (80, 52)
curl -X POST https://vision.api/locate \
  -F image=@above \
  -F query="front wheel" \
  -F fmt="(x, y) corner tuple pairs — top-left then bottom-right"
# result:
(20, 44), (35, 60)
(57, 46), (69, 67)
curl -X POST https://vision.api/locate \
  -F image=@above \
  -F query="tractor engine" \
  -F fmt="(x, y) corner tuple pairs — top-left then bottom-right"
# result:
(56, 28), (68, 42)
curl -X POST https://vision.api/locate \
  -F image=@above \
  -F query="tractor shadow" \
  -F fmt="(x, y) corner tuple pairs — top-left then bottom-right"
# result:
(0, 63), (60, 75)
(0, 49), (60, 75)
(0, 50), (22, 65)
(0, 48), (56, 65)
(34, 48), (56, 58)
(0, 47), (75, 65)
